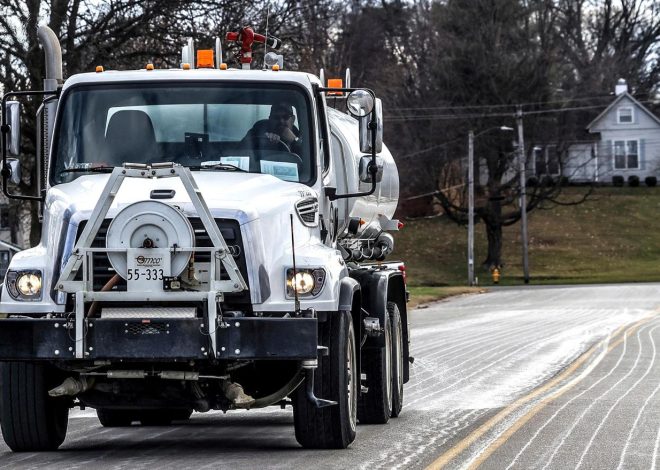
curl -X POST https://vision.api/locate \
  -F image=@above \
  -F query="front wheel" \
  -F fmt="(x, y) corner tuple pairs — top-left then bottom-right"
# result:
(0, 362), (69, 451)
(293, 310), (357, 449)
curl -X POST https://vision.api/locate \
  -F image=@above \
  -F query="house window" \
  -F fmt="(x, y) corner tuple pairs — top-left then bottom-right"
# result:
(617, 107), (633, 124)
(534, 146), (560, 176)
(613, 140), (639, 169)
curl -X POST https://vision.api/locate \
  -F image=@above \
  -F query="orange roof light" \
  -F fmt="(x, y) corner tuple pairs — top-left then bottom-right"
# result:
(219, 63), (228, 70)
(327, 78), (344, 96)
(182, 63), (191, 70)
(95, 65), (104, 73)
(197, 49), (214, 68)
(146, 63), (154, 70)
(272, 64), (280, 71)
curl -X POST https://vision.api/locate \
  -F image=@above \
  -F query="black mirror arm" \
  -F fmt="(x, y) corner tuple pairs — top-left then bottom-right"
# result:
(2, 89), (59, 202)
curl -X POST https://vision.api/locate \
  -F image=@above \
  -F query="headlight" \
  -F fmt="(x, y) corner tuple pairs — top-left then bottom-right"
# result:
(286, 268), (326, 297)
(5, 270), (43, 301)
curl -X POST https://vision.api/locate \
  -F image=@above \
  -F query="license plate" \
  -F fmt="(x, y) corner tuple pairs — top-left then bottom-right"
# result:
(126, 249), (171, 292)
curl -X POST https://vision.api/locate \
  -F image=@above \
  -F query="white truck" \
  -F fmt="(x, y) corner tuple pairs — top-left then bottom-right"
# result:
(0, 26), (409, 451)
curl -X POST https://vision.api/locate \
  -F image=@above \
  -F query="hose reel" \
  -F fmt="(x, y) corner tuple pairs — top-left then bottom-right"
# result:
(106, 201), (194, 279)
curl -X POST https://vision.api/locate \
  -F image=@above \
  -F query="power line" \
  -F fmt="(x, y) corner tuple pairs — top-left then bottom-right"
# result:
(388, 94), (616, 112)
(385, 99), (658, 122)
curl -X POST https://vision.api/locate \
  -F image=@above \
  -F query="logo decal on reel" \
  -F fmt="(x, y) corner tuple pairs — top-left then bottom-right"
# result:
(135, 255), (163, 267)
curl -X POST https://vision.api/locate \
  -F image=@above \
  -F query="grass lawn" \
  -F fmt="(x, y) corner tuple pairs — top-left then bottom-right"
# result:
(394, 186), (660, 291)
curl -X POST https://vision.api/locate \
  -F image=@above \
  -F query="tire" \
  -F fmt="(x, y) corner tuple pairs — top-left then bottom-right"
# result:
(389, 302), (404, 418)
(357, 308), (392, 424)
(293, 310), (357, 449)
(96, 409), (136, 427)
(0, 362), (69, 451)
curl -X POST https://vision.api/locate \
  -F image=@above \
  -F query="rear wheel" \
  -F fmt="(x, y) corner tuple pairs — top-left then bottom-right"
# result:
(357, 309), (392, 424)
(293, 310), (357, 449)
(0, 362), (69, 451)
(389, 302), (404, 417)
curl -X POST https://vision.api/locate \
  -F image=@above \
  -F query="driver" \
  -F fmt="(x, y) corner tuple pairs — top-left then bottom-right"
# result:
(242, 102), (303, 154)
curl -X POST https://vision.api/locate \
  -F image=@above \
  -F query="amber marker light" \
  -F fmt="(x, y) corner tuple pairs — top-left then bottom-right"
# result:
(197, 49), (214, 68)
(146, 63), (154, 70)
(95, 65), (104, 73)
(327, 78), (344, 96)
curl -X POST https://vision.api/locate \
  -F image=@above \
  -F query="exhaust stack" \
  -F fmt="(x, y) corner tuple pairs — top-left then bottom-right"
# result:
(37, 25), (63, 91)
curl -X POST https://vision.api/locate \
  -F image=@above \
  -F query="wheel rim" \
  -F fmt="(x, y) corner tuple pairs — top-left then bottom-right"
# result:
(385, 319), (393, 409)
(347, 327), (358, 432)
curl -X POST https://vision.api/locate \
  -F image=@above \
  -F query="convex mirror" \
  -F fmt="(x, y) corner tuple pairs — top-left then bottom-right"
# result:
(346, 89), (374, 117)
(6, 158), (21, 185)
(359, 155), (383, 183)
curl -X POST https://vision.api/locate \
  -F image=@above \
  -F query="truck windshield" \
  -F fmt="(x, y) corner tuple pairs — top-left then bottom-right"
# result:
(52, 83), (314, 185)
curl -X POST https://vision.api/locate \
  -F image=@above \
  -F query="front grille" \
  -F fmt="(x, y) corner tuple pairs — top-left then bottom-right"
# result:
(74, 217), (250, 305)
(296, 197), (319, 227)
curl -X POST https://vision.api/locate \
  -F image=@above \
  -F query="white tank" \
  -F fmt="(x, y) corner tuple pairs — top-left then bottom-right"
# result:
(327, 108), (399, 246)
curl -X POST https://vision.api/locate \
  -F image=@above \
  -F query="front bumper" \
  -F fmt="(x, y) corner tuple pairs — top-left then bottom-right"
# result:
(0, 317), (318, 361)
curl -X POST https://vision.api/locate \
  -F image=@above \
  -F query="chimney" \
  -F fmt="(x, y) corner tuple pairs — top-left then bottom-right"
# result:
(615, 78), (628, 96)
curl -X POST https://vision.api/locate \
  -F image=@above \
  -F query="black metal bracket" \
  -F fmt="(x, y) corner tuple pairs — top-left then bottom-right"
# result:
(317, 86), (379, 201)
(1, 89), (60, 202)
(305, 368), (337, 408)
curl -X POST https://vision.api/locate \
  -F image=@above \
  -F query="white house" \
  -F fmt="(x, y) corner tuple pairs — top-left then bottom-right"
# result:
(561, 79), (660, 183)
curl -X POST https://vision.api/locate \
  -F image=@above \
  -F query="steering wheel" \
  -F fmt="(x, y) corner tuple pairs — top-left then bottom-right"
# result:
(255, 135), (291, 153)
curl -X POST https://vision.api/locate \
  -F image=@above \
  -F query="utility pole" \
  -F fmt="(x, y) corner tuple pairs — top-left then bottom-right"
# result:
(517, 106), (530, 284)
(468, 130), (475, 286)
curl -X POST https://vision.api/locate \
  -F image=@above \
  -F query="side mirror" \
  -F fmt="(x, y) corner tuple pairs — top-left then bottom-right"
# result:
(359, 155), (383, 183)
(3, 101), (21, 156)
(6, 158), (21, 185)
(359, 98), (383, 154)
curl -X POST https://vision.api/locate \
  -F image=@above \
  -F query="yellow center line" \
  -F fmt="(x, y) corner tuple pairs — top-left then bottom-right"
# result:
(425, 314), (657, 470)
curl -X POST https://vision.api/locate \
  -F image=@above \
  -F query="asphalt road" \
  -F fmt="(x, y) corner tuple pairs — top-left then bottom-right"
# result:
(1, 283), (659, 469)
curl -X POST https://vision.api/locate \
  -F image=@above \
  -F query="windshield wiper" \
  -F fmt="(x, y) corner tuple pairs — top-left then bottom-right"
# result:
(60, 166), (115, 175)
(191, 163), (249, 173)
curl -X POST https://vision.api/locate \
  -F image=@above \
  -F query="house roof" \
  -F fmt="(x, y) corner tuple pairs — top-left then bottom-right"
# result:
(587, 92), (660, 130)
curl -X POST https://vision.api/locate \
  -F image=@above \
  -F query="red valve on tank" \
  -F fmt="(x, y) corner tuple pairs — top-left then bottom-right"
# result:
(226, 26), (282, 68)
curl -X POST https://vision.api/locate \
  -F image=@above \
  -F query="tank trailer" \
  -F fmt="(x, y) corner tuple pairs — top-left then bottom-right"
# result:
(0, 25), (409, 450)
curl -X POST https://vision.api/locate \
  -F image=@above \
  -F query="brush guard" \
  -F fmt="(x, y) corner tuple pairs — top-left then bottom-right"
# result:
(56, 163), (249, 359)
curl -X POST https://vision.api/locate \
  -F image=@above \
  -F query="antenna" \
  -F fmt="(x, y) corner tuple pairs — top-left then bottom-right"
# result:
(290, 214), (300, 314)
(263, 2), (270, 69)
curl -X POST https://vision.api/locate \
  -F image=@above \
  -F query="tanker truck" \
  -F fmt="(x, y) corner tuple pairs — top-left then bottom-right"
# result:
(0, 26), (409, 451)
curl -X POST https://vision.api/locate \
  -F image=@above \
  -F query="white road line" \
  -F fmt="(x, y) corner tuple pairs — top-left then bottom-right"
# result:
(616, 325), (660, 469)
(540, 324), (646, 470)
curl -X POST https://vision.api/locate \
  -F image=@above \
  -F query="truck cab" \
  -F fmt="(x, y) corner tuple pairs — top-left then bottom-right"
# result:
(0, 26), (409, 451)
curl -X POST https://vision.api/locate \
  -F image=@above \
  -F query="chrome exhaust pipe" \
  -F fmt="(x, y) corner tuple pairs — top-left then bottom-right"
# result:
(37, 25), (63, 91)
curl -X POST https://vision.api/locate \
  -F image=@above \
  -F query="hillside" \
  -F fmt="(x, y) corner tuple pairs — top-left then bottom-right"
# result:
(394, 187), (660, 287)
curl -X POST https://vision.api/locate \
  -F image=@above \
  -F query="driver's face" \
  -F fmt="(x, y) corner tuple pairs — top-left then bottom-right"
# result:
(270, 112), (294, 129)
